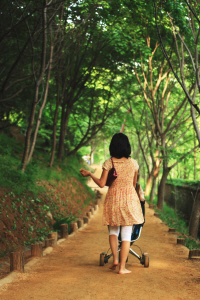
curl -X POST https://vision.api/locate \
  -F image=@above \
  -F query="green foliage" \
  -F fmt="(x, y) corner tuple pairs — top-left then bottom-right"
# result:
(183, 237), (200, 251)
(167, 179), (200, 189)
(148, 196), (200, 250)
(0, 133), (95, 199)
(0, 155), (40, 196)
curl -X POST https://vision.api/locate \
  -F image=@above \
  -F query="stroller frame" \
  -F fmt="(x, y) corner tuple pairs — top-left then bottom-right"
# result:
(99, 201), (149, 268)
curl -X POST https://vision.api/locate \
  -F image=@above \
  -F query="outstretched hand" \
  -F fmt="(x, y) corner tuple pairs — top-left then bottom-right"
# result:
(80, 169), (90, 177)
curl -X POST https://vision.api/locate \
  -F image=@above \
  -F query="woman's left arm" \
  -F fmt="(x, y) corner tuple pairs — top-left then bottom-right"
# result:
(133, 171), (138, 188)
(80, 168), (109, 188)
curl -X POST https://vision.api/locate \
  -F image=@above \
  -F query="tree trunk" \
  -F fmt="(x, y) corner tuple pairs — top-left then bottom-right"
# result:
(21, 3), (47, 173)
(194, 134), (196, 180)
(189, 192), (200, 239)
(149, 175), (157, 202)
(157, 167), (171, 210)
(183, 158), (186, 179)
(145, 172), (153, 196)
(21, 97), (38, 172)
(104, 140), (107, 160)
(27, 32), (53, 163)
(49, 97), (60, 167)
(90, 145), (95, 165)
(57, 104), (71, 160)
(149, 149), (162, 202)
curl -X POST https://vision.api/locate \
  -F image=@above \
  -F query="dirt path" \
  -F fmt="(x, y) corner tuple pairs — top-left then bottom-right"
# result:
(1, 166), (200, 300)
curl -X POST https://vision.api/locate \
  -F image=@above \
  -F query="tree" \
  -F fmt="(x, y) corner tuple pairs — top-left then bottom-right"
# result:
(153, 0), (200, 233)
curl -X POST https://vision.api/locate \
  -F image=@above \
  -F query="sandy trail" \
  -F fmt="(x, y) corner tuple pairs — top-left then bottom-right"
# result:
(0, 165), (200, 300)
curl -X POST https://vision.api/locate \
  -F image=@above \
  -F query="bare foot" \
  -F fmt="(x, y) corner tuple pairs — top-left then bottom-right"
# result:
(109, 263), (118, 270)
(118, 269), (132, 274)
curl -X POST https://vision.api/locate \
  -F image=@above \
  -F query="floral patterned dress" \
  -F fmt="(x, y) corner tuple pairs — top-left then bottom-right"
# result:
(102, 157), (144, 226)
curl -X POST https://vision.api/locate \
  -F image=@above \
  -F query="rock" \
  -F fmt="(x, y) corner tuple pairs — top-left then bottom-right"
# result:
(46, 211), (53, 220)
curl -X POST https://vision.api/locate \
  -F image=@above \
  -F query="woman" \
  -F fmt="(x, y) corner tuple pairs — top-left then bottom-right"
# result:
(80, 133), (144, 274)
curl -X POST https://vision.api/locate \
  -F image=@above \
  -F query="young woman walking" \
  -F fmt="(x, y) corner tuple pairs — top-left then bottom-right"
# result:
(80, 133), (144, 274)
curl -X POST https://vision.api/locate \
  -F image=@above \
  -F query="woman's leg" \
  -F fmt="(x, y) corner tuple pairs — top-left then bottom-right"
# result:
(119, 226), (132, 274)
(109, 226), (120, 269)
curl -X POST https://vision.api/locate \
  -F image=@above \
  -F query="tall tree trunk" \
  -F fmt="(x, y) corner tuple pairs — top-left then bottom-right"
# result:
(157, 166), (171, 210)
(194, 134), (197, 180)
(183, 157), (186, 179)
(189, 192), (200, 239)
(149, 176), (157, 202)
(104, 140), (107, 160)
(149, 149), (162, 202)
(145, 171), (153, 196)
(27, 27), (53, 163)
(90, 144), (95, 165)
(21, 2), (47, 172)
(49, 80), (61, 167)
(57, 104), (71, 160)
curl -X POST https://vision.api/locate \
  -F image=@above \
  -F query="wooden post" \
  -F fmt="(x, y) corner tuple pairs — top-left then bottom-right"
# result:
(45, 238), (51, 248)
(60, 224), (68, 238)
(48, 232), (57, 246)
(10, 251), (24, 272)
(154, 213), (160, 218)
(90, 207), (94, 215)
(83, 217), (89, 224)
(70, 222), (78, 233)
(94, 204), (98, 211)
(95, 199), (101, 206)
(31, 243), (43, 257)
(45, 238), (56, 247)
(87, 211), (92, 219)
(177, 238), (185, 245)
(188, 249), (200, 259)
(77, 219), (83, 229)
(168, 228), (176, 233)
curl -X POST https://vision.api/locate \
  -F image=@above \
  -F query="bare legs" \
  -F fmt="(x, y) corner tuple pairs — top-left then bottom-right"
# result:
(109, 236), (131, 273)
(119, 241), (131, 274)
(109, 225), (132, 274)
(109, 235), (118, 269)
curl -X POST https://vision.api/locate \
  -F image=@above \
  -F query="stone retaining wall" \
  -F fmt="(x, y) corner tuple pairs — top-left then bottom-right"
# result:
(164, 184), (198, 223)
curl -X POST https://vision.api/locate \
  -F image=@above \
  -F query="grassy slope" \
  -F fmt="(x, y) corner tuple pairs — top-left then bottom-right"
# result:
(0, 132), (95, 257)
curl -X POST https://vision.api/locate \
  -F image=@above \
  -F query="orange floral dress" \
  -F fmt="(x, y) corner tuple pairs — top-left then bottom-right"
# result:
(102, 157), (144, 226)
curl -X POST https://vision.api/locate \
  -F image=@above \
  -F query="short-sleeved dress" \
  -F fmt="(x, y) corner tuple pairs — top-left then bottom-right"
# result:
(102, 157), (144, 226)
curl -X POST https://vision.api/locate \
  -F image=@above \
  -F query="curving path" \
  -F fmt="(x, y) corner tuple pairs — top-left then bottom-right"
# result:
(0, 166), (200, 300)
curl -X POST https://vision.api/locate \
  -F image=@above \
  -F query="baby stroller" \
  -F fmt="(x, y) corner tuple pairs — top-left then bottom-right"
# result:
(99, 201), (149, 268)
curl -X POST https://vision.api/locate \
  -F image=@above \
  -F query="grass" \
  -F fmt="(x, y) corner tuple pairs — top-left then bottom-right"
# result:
(0, 133), (94, 198)
(148, 196), (200, 250)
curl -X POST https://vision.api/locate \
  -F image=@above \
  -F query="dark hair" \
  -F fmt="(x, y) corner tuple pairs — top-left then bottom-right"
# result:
(109, 133), (131, 159)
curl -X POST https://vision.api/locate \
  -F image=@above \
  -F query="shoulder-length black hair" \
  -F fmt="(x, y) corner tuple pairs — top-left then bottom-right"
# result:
(109, 133), (131, 159)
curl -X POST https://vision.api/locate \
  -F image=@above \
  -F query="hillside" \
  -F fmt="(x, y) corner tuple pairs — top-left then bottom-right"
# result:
(0, 129), (95, 261)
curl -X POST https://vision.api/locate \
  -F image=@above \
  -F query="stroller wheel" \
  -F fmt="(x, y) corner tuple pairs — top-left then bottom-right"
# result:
(100, 253), (105, 266)
(144, 254), (149, 268)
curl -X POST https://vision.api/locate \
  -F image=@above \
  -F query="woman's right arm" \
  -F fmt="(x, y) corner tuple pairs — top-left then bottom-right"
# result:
(80, 168), (109, 188)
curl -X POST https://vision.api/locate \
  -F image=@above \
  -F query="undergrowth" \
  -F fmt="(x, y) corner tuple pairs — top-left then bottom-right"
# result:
(166, 178), (200, 189)
(147, 196), (200, 250)
(0, 133), (93, 198)
(0, 133), (95, 256)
